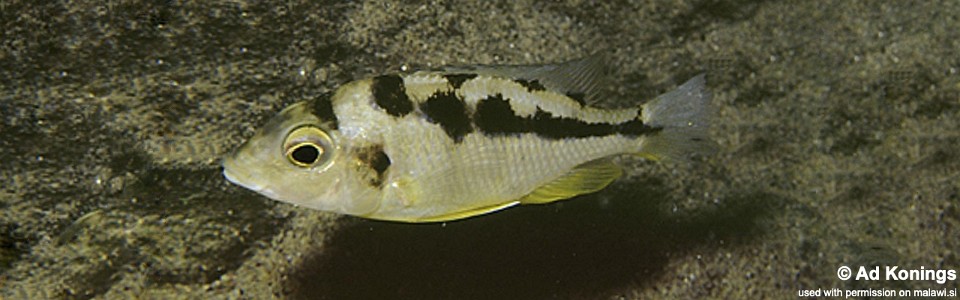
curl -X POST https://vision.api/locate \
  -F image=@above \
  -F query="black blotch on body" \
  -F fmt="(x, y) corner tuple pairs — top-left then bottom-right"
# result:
(419, 91), (474, 143)
(474, 94), (662, 139)
(514, 79), (547, 92)
(310, 92), (339, 129)
(444, 73), (477, 89)
(474, 94), (525, 134)
(358, 146), (391, 188)
(610, 115), (663, 137)
(565, 92), (587, 106)
(371, 151), (390, 179)
(371, 75), (413, 117)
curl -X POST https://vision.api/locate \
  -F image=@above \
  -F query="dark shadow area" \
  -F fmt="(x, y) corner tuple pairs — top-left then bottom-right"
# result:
(286, 177), (786, 300)
(668, 0), (764, 38)
(0, 222), (28, 274)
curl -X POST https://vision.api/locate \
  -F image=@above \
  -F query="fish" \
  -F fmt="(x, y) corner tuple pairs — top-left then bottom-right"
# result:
(221, 57), (714, 222)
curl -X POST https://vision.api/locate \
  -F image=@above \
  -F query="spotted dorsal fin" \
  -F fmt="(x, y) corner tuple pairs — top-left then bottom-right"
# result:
(442, 56), (608, 106)
(518, 158), (623, 204)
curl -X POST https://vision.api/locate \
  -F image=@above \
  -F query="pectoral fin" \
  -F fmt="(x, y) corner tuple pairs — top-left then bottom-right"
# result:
(519, 159), (623, 204)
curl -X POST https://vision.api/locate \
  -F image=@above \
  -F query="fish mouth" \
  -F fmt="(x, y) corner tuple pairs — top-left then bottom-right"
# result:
(221, 166), (248, 187)
(221, 158), (278, 199)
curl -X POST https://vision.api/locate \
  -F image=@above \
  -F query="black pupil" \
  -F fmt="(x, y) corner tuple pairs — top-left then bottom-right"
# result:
(291, 145), (320, 164)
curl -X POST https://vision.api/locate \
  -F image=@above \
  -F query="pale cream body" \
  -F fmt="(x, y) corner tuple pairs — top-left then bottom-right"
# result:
(333, 74), (645, 221)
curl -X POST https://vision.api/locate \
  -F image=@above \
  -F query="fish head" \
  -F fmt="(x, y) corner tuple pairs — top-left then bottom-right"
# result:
(222, 101), (379, 216)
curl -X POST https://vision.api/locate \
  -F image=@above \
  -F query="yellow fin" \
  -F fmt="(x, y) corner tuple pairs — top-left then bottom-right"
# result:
(519, 159), (623, 204)
(393, 159), (622, 222)
(412, 201), (520, 223)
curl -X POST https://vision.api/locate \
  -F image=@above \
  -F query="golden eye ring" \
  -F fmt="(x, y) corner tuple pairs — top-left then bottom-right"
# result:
(283, 126), (334, 169)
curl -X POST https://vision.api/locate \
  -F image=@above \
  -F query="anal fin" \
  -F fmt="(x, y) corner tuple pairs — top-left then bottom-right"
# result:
(413, 201), (520, 223)
(407, 159), (622, 222)
(519, 159), (623, 204)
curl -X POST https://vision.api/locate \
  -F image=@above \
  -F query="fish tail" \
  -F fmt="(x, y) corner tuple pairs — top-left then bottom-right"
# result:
(636, 74), (716, 161)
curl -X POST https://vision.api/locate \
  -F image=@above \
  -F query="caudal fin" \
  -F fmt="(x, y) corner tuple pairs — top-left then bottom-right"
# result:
(638, 74), (716, 161)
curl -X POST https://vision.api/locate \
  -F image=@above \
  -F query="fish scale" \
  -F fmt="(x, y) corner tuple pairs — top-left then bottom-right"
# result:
(222, 58), (713, 222)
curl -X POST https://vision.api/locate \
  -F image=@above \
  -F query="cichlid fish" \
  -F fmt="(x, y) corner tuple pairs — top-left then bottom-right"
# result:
(222, 57), (713, 222)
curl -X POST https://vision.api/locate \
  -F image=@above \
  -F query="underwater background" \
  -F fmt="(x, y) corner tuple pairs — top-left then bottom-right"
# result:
(1, 1), (958, 299)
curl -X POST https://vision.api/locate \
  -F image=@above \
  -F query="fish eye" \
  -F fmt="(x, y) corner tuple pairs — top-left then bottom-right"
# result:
(288, 143), (321, 165)
(283, 126), (334, 168)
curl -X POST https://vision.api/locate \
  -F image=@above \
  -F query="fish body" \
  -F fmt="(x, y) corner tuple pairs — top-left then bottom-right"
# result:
(222, 58), (713, 222)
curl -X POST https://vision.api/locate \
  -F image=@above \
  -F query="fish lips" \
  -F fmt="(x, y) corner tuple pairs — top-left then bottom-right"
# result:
(221, 158), (281, 200)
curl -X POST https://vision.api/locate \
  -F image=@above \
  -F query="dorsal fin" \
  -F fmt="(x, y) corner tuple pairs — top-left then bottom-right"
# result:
(442, 56), (608, 105)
